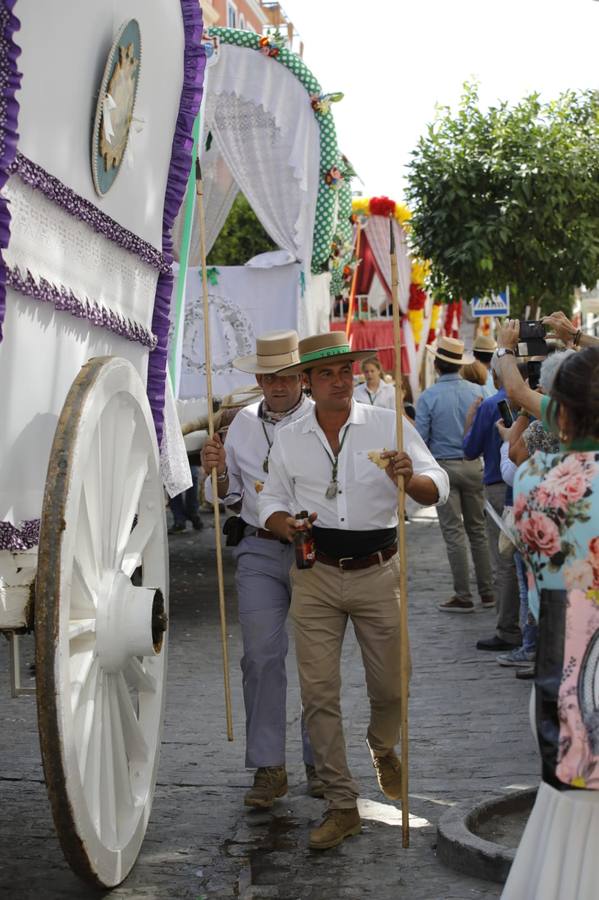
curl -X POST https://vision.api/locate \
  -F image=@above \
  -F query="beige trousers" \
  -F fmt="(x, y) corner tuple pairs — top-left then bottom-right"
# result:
(290, 555), (403, 809)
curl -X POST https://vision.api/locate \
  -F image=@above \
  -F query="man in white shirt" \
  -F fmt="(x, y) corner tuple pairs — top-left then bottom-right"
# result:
(258, 332), (448, 850)
(201, 331), (320, 810)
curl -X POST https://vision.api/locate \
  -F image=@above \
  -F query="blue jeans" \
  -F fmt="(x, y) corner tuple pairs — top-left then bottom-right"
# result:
(514, 552), (537, 653)
(170, 465), (200, 525)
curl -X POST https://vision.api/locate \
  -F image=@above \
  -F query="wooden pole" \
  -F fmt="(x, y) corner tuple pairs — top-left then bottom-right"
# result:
(389, 218), (410, 848)
(345, 220), (362, 338)
(195, 158), (234, 741)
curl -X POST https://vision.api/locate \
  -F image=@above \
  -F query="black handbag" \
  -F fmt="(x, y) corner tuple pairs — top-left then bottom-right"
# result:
(222, 515), (247, 547)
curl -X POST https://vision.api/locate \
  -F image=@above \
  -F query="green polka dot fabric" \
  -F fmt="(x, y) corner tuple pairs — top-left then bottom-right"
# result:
(208, 27), (346, 274)
(329, 168), (354, 296)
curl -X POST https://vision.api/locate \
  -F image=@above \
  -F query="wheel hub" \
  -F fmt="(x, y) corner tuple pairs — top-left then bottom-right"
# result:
(96, 571), (165, 672)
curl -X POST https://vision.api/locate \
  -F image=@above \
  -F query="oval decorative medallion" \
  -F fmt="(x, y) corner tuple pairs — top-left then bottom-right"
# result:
(91, 19), (141, 196)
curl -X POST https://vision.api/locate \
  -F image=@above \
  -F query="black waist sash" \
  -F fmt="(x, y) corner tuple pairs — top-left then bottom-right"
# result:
(312, 526), (396, 559)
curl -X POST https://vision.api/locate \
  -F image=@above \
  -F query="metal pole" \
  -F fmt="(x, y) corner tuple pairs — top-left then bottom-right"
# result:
(195, 159), (234, 742)
(389, 218), (410, 848)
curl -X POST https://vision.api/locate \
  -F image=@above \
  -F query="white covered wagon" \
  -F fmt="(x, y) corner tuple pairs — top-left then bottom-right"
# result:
(0, 0), (204, 887)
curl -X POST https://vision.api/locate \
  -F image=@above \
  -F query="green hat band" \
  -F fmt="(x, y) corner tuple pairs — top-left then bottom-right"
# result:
(300, 344), (351, 363)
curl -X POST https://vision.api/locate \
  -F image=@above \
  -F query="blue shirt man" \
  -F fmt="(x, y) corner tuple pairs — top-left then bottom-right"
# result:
(462, 386), (506, 486)
(416, 373), (485, 459)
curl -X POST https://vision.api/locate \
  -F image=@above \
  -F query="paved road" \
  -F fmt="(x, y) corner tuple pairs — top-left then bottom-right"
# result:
(0, 508), (539, 899)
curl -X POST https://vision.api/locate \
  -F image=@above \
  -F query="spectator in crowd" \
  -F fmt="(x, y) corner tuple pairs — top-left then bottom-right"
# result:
(463, 355), (521, 650)
(496, 323), (599, 900)
(416, 337), (493, 612)
(473, 334), (498, 396)
(462, 359), (493, 396)
(169, 465), (203, 534)
(353, 356), (395, 409)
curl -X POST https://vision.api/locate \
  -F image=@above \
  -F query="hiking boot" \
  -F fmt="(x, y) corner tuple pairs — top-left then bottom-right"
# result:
(308, 807), (361, 850)
(244, 766), (287, 809)
(438, 596), (474, 613)
(305, 764), (326, 799)
(371, 748), (402, 801)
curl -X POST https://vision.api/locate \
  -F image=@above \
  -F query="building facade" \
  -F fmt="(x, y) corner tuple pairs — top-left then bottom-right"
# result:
(199, 0), (303, 55)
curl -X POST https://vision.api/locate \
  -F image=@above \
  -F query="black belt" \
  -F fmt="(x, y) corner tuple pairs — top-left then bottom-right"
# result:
(245, 526), (290, 545)
(315, 544), (397, 571)
(437, 457), (464, 461)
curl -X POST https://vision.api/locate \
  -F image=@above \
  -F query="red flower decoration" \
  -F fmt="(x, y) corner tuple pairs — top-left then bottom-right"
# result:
(369, 196), (396, 218)
(408, 284), (426, 310)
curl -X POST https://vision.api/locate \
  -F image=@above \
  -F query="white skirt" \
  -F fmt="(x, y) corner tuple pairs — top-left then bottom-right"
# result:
(502, 780), (599, 900)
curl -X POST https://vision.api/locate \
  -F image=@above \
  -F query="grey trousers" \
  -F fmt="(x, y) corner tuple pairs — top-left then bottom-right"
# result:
(233, 535), (313, 769)
(435, 459), (494, 601)
(484, 483), (521, 645)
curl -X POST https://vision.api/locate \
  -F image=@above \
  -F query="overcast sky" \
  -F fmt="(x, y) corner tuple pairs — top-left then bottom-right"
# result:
(280, 0), (599, 202)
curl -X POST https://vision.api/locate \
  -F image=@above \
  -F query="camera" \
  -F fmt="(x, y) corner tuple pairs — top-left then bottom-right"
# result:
(527, 359), (542, 390)
(517, 320), (548, 357)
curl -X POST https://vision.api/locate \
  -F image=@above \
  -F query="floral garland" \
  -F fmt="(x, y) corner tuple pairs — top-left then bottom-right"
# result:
(207, 27), (345, 275)
(352, 195), (411, 226)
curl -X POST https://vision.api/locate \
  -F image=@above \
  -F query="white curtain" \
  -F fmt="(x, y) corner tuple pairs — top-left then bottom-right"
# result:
(300, 272), (331, 338)
(364, 217), (411, 313)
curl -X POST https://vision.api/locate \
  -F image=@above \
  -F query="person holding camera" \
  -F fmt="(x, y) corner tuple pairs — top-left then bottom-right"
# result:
(495, 320), (599, 899)
(200, 331), (321, 809)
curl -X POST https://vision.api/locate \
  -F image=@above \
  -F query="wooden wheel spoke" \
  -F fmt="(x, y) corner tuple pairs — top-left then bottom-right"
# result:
(71, 557), (97, 615)
(76, 489), (101, 588)
(104, 407), (138, 567)
(116, 673), (149, 763)
(114, 449), (149, 568)
(108, 676), (136, 820)
(81, 667), (103, 834)
(70, 644), (96, 712)
(99, 676), (118, 846)
(69, 618), (96, 640)
(124, 657), (157, 694)
(121, 518), (155, 578)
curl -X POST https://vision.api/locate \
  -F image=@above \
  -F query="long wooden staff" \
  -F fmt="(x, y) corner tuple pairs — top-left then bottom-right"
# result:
(195, 158), (234, 741)
(389, 218), (410, 847)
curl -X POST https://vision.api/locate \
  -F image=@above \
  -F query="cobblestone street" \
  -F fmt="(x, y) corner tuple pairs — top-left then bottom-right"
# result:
(0, 508), (539, 899)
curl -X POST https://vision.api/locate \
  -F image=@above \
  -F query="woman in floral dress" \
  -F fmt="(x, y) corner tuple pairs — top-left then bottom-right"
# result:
(496, 323), (599, 899)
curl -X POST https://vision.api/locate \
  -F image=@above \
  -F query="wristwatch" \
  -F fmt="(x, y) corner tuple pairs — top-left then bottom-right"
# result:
(496, 348), (515, 358)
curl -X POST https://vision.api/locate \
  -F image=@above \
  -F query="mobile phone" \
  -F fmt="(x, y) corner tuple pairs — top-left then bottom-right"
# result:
(497, 399), (514, 428)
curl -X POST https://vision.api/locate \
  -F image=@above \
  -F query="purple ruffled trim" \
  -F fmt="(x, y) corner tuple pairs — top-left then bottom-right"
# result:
(6, 266), (158, 349)
(0, 518), (40, 551)
(10, 153), (170, 274)
(148, 0), (205, 446)
(0, 0), (21, 344)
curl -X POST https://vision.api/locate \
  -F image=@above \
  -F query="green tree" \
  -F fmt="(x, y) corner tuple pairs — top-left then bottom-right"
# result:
(207, 193), (276, 266)
(406, 84), (599, 316)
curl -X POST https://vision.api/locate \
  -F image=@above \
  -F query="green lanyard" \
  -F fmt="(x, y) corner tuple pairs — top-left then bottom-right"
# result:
(366, 388), (376, 405)
(322, 425), (351, 500)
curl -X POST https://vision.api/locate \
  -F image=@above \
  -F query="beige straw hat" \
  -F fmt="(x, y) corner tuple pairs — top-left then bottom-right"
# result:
(233, 330), (301, 375)
(473, 334), (497, 355)
(427, 336), (474, 366)
(280, 331), (375, 375)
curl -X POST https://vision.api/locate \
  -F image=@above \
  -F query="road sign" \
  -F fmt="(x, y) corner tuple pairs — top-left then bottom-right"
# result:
(471, 288), (510, 317)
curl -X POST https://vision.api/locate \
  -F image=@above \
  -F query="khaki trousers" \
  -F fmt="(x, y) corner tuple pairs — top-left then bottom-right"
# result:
(436, 459), (493, 601)
(290, 554), (403, 809)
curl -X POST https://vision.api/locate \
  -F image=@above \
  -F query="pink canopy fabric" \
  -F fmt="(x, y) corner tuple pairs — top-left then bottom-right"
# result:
(331, 319), (410, 374)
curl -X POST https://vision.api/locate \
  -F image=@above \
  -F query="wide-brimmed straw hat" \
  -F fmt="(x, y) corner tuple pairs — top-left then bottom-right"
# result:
(473, 334), (497, 356)
(427, 336), (473, 366)
(233, 330), (300, 375)
(279, 332), (375, 375)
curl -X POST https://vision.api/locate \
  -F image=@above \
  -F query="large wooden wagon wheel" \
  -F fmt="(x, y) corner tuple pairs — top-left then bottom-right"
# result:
(35, 356), (169, 888)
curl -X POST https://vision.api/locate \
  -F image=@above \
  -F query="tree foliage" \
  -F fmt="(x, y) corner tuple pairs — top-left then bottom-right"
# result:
(406, 84), (599, 315)
(207, 193), (276, 266)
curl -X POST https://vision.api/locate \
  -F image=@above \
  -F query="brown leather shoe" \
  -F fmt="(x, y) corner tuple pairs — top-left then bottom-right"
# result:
(244, 766), (288, 809)
(308, 807), (361, 850)
(305, 764), (326, 799)
(371, 749), (402, 801)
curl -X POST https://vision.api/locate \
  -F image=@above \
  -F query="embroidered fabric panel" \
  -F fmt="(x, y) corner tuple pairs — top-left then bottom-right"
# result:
(4, 175), (159, 333)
